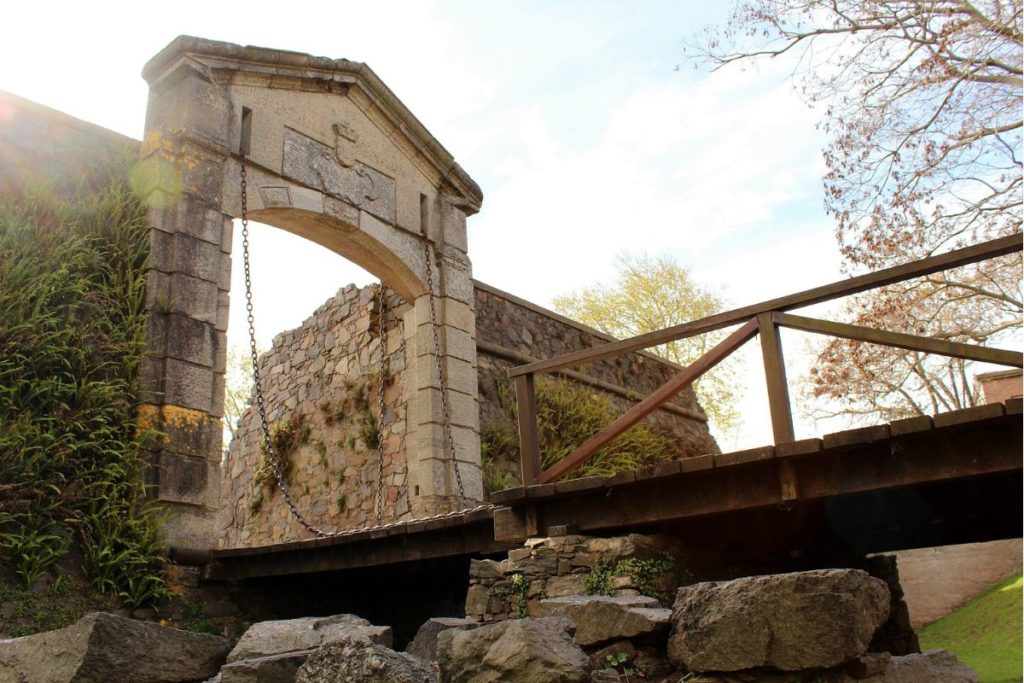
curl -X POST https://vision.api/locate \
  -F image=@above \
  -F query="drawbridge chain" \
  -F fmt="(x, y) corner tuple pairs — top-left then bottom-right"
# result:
(238, 155), (480, 538)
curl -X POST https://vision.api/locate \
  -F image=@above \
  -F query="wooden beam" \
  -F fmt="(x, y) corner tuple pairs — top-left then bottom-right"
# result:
(757, 313), (795, 443)
(534, 319), (759, 485)
(514, 373), (542, 486)
(757, 312), (799, 501)
(509, 233), (1022, 377)
(773, 312), (1023, 368)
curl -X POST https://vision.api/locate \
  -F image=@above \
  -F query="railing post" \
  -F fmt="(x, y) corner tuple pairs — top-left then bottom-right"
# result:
(757, 312), (799, 501)
(757, 312), (795, 442)
(515, 373), (542, 486)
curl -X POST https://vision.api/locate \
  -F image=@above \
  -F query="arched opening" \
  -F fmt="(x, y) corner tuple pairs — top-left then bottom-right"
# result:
(220, 216), (415, 545)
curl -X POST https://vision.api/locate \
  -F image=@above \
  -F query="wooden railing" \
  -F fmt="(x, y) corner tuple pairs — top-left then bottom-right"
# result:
(509, 234), (1023, 487)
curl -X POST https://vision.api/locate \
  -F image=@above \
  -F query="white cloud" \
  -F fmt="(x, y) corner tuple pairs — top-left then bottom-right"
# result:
(468, 61), (831, 307)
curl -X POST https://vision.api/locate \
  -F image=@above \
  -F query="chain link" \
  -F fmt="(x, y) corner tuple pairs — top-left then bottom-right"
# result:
(373, 284), (389, 526)
(240, 157), (327, 538)
(239, 156), (473, 537)
(421, 239), (468, 508)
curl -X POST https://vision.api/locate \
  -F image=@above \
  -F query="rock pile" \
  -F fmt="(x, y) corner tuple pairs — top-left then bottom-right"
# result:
(0, 568), (980, 682)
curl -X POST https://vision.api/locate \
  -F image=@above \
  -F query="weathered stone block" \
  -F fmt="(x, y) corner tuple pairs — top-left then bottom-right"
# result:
(544, 573), (588, 598)
(667, 569), (890, 672)
(220, 649), (314, 683)
(163, 314), (218, 368)
(282, 128), (396, 224)
(437, 617), (588, 683)
(158, 452), (213, 506)
(296, 635), (436, 683)
(406, 617), (482, 662)
(228, 614), (392, 662)
(163, 357), (215, 412)
(540, 595), (669, 648)
(0, 612), (229, 683)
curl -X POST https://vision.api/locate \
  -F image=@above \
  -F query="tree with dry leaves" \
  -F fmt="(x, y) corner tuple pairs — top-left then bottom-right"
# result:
(553, 253), (743, 442)
(693, 1), (1022, 422)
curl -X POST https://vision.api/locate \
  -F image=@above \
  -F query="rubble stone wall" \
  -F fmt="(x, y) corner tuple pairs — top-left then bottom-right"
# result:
(474, 282), (718, 466)
(219, 285), (410, 547)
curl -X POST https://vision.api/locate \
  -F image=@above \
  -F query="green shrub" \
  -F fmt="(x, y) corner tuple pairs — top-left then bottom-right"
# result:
(0, 157), (167, 607)
(481, 377), (679, 481)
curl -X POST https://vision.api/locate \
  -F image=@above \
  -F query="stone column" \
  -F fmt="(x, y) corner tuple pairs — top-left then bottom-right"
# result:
(137, 61), (233, 551)
(404, 194), (483, 515)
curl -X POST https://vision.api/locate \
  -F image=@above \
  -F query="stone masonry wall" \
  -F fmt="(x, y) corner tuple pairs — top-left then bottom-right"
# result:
(474, 282), (719, 487)
(219, 285), (410, 547)
(221, 281), (719, 548)
(465, 534), (683, 623)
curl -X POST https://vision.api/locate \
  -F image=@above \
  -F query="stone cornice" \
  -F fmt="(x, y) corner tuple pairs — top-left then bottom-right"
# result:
(143, 36), (483, 215)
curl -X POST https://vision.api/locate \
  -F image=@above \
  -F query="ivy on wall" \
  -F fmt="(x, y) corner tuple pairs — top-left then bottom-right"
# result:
(0, 158), (167, 607)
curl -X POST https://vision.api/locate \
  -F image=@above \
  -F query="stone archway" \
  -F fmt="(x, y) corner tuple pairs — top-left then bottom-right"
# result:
(137, 36), (484, 550)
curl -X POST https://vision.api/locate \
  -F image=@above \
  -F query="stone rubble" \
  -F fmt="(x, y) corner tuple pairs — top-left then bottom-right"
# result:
(0, 563), (982, 683)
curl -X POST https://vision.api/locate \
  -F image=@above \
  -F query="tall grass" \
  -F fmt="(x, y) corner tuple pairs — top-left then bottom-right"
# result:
(0, 157), (167, 607)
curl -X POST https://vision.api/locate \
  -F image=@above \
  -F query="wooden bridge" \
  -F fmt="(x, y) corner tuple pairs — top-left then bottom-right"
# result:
(206, 235), (1022, 581)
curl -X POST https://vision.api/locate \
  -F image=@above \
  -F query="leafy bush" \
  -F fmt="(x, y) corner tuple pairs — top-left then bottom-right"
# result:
(0, 157), (167, 606)
(481, 377), (679, 483)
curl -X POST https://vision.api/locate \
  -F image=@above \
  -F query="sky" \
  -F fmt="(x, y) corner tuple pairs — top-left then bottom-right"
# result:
(0, 0), (850, 448)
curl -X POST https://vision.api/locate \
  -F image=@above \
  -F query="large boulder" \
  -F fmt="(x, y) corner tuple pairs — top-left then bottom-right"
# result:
(437, 617), (590, 683)
(227, 613), (392, 662)
(295, 635), (436, 683)
(406, 617), (483, 662)
(539, 595), (670, 647)
(668, 569), (890, 672)
(0, 612), (229, 683)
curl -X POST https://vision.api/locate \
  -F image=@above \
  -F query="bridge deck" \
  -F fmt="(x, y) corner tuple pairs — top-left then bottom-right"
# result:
(207, 400), (1020, 580)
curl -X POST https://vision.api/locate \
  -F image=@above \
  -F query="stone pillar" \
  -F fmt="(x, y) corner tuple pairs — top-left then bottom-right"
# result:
(137, 60), (233, 551)
(404, 195), (483, 515)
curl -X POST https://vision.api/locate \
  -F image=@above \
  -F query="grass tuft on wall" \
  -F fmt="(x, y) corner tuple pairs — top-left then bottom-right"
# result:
(0, 158), (168, 610)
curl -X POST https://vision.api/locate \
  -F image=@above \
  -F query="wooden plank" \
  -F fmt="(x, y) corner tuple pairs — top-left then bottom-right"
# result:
(514, 374), (542, 485)
(490, 487), (527, 506)
(525, 483), (557, 499)
(773, 312), (1023, 368)
(509, 234), (1022, 377)
(775, 438), (822, 458)
(1006, 398), (1022, 415)
(823, 425), (890, 450)
(606, 470), (637, 487)
(933, 403), (1006, 428)
(535, 319), (759, 484)
(553, 475), (610, 495)
(635, 460), (684, 480)
(777, 460), (799, 501)
(679, 455), (715, 473)
(493, 506), (529, 543)
(889, 415), (934, 437)
(757, 312), (795, 443)
(715, 446), (775, 468)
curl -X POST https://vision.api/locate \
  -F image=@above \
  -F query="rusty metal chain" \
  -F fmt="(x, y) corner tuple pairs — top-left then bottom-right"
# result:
(240, 156), (327, 538)
(240, 155), (476, 537)
(373, 283), (389, 526)
(421, 239), (468, 509)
